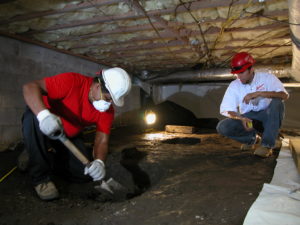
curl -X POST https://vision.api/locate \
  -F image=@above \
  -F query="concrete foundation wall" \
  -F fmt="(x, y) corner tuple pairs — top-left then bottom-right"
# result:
(0, 36), (140, 150)
(152, 84), (300, 129)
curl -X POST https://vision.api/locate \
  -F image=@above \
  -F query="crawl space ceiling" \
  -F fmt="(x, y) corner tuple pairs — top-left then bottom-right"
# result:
(0, 0), (292, 80)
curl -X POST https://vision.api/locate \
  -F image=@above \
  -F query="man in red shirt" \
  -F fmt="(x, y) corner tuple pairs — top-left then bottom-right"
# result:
(22, 67), (131, 200)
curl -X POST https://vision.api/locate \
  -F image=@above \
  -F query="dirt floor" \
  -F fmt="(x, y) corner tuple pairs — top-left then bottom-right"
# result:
(1, 126), (294, 225)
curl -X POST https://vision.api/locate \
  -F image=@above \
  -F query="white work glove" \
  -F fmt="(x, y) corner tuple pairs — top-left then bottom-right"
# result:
(37, 109), (63, 137)
(84, 159), (106, 181)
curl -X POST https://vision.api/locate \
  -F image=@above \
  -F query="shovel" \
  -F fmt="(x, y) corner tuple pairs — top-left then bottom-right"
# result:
(50, 132), (126, 199)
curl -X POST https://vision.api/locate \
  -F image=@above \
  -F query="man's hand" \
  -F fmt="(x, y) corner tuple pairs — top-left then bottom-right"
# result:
(37, 109), (63, 137)
(243, 92), (260, 104)
(240, 117), (253, 131)
(84, 159), (106, 181)
(228, 112), (253, 132)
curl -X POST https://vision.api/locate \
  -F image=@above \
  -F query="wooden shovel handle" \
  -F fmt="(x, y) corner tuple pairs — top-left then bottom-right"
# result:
(59, 135), (90, 166)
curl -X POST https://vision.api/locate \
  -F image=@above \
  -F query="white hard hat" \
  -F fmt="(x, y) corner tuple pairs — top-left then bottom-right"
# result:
(102, 67), (132, 107)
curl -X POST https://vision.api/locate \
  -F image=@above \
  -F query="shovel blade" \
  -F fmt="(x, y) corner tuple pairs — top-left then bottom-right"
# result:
(94, 178), (128, 202)
(106, 178), (126, 192)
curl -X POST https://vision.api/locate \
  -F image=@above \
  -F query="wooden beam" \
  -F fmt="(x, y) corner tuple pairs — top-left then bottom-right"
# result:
(51, 22), (180, 43)
(90, 48), (193, 59)
(70, 34), (290, 51)
(51, 10), (288, 43)
(23, 0), (280, 34)
(86, 40), (290, 54)
(88, 38), (290, 61)
(0, 0), (123, 25)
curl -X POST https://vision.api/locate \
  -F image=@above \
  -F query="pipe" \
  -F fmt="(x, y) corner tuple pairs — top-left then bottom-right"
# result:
(148, 64), (291, 84)
(289, 0), (300, 82)
(133, 76), (152, 95)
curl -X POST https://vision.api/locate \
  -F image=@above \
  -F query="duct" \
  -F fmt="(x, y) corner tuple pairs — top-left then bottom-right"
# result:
(289, 0), (300, 82)
(133, 76), (152, 95)
(148, 64), (291, 84)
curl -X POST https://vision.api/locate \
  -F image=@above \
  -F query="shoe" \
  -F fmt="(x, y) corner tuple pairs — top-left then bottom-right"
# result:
(17, 149), (29, 172)
(34, 181), (59, 200)
(240, 143), (255, 150)
(254, 146), (273, 158)
(241, 135), (261, 151)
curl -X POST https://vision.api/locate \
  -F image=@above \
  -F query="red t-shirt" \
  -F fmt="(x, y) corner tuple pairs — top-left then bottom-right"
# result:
(42, 72), (114, 137)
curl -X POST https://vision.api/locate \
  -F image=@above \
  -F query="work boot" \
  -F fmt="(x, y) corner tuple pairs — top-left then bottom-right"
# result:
(17, 149), (29, 172)
(34, 181), (59, 200)
(254, 146), (273, 158)
(240, 143), (255, 151)
(241, 135), (261, 151)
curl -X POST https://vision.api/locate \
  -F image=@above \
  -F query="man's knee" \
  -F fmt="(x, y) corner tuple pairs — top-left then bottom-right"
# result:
(22, 107), (37, 128)
(269, 98), (284, 110)
(216, 119), (229, 136)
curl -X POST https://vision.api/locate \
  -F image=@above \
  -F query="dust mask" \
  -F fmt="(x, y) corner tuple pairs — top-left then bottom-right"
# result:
(93, 100), (111, 112)
(92, 77), (111, 112)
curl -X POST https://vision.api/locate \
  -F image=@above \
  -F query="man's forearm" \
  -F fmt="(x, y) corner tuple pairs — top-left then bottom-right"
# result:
(227, 111), (243, 120)
(93, 132), (109, 161)
(256, 91), (288, 100)
(93, 144), (108, 161)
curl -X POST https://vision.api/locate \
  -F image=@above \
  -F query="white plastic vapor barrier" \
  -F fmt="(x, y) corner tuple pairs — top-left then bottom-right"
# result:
(243, 139), (300, 225)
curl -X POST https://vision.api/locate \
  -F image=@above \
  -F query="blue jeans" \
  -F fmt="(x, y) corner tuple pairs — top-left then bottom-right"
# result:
(216, 98), (285, 148)
(22, 107), (93, 185)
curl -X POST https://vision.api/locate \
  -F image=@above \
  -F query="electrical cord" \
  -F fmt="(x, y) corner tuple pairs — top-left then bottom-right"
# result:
(256, 40), (292, 58)
(0, 166), (17, 183)
(176, 0), (214, 67)
(128, 0), (187, 67)
(212, 0), (253, 50)
(218, 30), (291, 67)
(85, 0), (141, 71)
(243, 9), (300, 26)
(212, 0), (293, 67)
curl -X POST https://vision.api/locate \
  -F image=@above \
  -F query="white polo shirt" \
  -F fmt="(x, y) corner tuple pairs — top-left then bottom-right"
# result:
(220, 72), (288, 117)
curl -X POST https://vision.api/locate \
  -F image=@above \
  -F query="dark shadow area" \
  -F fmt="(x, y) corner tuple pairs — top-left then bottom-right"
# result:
(146, 101), (198, 129)
(144, 100), (219, 131)
(196, 118), (220, 130)
(120, 147), (151, 198)
(161, 137), (201, 145)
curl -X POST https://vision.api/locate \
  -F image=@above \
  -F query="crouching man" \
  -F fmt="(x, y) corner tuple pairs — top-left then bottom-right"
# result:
(22, 67), (131, 200)
(216, 52), (288, 157)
